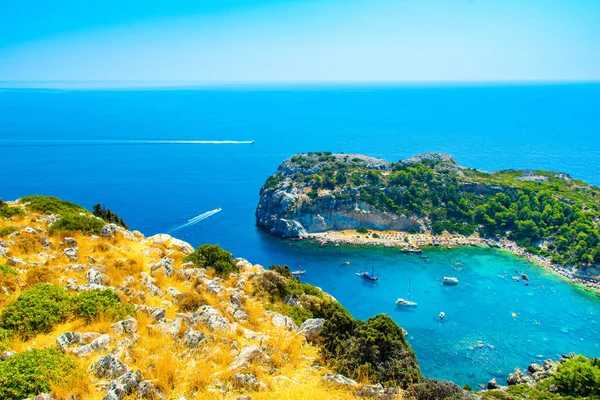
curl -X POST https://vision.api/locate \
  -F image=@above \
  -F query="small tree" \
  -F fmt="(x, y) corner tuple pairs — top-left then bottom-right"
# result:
(185, 244), (239, 277)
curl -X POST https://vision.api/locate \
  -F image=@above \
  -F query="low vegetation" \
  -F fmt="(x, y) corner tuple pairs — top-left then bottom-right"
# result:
(0, 200), (23, 220)
(92, 203), (128, 229)
(185, 243), (239, 276)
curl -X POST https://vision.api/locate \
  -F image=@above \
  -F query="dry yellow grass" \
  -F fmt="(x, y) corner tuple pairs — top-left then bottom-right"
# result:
(0, 205), (366, 400)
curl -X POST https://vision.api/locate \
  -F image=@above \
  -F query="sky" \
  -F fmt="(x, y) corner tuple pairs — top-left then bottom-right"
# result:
(0, 0), (599, 85)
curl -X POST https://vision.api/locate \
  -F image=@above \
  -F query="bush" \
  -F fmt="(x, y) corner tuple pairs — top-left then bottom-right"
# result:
(93, 204), (128, 229)
(0, 327), (12, 351)
(20, 195), (85, 216)
(24, 265), (55, 288)
(0, 348), (76, 400)
(73, 289), (135, 323)
(0, 202), (23, 219)
(184, 244), (238, 277)
(356, 227), (368, 234)
(553, 355), (600, 397)
(48, 213), (104, 235)
(408, 378), (472, 400)
(0, 264), (19, 294)
(0, 284), (72, 339)
(269, 264), (297, 281)
(0, 226), (17, 237)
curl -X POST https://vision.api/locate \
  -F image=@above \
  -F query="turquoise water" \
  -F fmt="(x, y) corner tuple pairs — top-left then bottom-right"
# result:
(0, 84), (599, 386)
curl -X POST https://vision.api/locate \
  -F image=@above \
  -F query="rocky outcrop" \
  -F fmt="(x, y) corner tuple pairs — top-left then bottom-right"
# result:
(297, 318), (325, 343)
(256, 153), (430, 238)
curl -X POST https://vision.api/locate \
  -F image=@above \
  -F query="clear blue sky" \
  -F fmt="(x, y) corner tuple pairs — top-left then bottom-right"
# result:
(0, 0), (599, 84)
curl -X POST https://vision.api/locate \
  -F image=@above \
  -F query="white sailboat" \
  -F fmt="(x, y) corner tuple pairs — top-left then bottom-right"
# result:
(396, 278), (418, 307)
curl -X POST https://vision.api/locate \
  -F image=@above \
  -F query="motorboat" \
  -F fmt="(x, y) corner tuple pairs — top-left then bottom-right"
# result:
(396, 298), (418, 307)
(443, 277), (459, 285)
(291, 269), (306, 276)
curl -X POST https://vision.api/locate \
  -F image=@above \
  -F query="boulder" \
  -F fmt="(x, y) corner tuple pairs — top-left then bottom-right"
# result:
(63, 247), (79, 261)
(101, 224), (118, 238)
(136, 305), (166, 321)
(322, 374), (358, 388)
(357, 383), (385, 397)
(266, 311), (297, 330)
(229, 346), (270, 370)
(86, 267), (105, 285)
(6, 257), (25, 266)
(0, 246), (8, 257)
(169, 238), (194, 255)
(507, 368), (530, 385)
(231, 373), (266, 391)
(151, 257), (175, 278)
(487, 378), (500, 390)
(71, 334), (112, 357)
(91, 354), (129, 379)
(111, 318), (138, 335)
(149, 318), (183, 338)
(61, 237), (78, 247)
(203, 279), (224, 296)
(298, 318), (325, 343)
(137, 380), (166, 400)
(56, 331), (101, 352)
(0, 351), (16, 361)
(24, 226), (38, 234)
(196, 305), (230, 332)
(103, 369), (142, 400)
(528, 363), (544, 374)
(183, 328), (206, 347)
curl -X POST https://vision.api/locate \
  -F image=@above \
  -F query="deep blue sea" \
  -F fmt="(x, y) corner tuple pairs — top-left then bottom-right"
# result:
(1, 84), (599, 387)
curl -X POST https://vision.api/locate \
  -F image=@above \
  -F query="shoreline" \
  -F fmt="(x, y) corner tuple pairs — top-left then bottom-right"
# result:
(303, 229), (600, 294)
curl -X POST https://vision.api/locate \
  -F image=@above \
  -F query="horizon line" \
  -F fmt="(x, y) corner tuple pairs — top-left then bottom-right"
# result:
(1, 79), (600, 91)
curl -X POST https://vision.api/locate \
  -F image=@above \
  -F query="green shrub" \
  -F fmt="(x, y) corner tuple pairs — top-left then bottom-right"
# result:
(553, 355), (600, 397)
(48, 213), (104, 234)
(185, 244), (239, 277)
(0, 327), (12, 351)
(0, 202), (23, 219)
(73, 289), (135, 323)
(93, 204), (128, 229)
(0, 348), (76, 400)
(0, 264), (17, 277)
(269, 265), (297, 281)
(0, 284), (72, 339)
(307, 190), (318, 199)
(20, 195), (85, 215)
(408, 378), (472, 400)
(0, 226), (18, 237)
(356, 227), (368, 234)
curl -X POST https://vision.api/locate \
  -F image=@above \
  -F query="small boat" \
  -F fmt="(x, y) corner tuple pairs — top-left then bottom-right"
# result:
(439, 311), (445, 319)
(396, 278), (417, 307)
(396, 298), (417, 307)
(356, 265), (378, 281)
(443, 277), (459, 285)
(250, 140), (255, 144)
(291, 269), (306, 276)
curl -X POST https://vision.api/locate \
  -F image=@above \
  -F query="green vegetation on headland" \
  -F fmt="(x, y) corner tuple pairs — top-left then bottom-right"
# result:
(259, 152), (600, 267)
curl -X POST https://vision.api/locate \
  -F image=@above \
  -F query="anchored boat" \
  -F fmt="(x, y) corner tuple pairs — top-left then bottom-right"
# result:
(443, 276), (459, 285)
(356, 265), (379, 281)
(396, 278), (417, 307)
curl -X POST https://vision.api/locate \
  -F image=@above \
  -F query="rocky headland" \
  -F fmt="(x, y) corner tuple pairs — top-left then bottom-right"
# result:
(256, 152), (600, 292)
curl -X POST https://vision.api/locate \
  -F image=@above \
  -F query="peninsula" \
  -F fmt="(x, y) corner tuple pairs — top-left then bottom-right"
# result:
(256, 152), (600, 290)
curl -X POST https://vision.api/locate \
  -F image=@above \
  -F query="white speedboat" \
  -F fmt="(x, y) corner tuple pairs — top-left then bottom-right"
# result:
(443, 276), (459, 285)
(291, 269), (306, 276)
(396, 298), (418, 307)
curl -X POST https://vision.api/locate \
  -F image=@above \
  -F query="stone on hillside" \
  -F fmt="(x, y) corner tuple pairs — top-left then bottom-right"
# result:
(229, 346), (270, 370)
(165, 286), (182, 298)
(6, 257), (25, 266)
(196, 305), (230, 332)
(297, 318), (325, 343)
(231, 373), (266, 391)
(87, 267), (105, 285)
(104, 369), (142, 400)
(322, 374), (358, 388)
(357, 383), (385, 397)
(147, 233), (172, 246)
(169, 238), (194, 255)
(71, 334), (112, 357)
(203, 279), (224, 295)
(183, 328), (207, 347)
(137, 380), (166, 400)
(40, 236), (53, 248)
(149, 318), (182, 338)
(0, 351), (16, 361)
(112, 335), (138, 362)
(24, 226), (38, 234)
(235, 258), (253, 271)
(233, 309), (249, 322)
(30, 394), (56, 400)
(140, 272), (164, 297)
(64, 247), (79, 261)
(151, 257), (175, 277)
(183, 267), (206, 280)
(266, 311), (297, 330)
(0, 246), (8, 257)
(101, 224), (118, 237)
(61, 237), (78, 247)
(135, 305), (166, 321)
(56, 331), (102, 352)
(91, 354), (129, 379)
(111, 318), (138, 335)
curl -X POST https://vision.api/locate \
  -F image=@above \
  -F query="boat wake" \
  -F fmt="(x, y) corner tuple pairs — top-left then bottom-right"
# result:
(0, 139), (255, 146)
(167, 208), (222, 233)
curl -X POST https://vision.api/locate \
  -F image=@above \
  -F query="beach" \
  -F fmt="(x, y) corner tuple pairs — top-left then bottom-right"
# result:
(304, 229), (600, 294)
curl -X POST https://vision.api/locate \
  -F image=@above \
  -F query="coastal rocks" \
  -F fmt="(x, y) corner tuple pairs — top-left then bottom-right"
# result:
(111, 318), (138, 335)
(506, 368), (531, 385)
(321, 374), (358, 388)
(146, 234), (194, 254)
(487, 378), (500, 390)
(356, 383), (398, 399)
(297, 318), (325, 343)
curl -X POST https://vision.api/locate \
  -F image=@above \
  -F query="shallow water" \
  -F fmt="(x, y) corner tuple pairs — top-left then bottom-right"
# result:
(1, 84), (599, 386)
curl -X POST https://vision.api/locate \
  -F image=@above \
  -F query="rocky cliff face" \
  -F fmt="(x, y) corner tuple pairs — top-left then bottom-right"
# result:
(256, 153), (430, 238)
